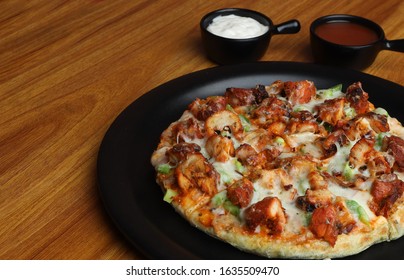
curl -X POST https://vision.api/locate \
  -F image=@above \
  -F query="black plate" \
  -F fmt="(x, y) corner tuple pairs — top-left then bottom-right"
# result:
(97, 61), (404, 259)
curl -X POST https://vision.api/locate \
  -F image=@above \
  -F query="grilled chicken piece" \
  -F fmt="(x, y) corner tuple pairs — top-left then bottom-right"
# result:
(225, 85), (269, 107)
(334, 198), (356, 234)
(267, 121), (287, 135)
(225, 87), (256, 107)
(316, 98), (345, 126)
(205, 110), (244, 140)
(288, 110), (319, 134)
(252, 96), (291, 126)
(189, 96), (227, 121)
(172, 117), (204, 142)
(370, 174), (404, 217)
(309, 205), (339, 246)
(363, 112), (389, 133)
(244, 197), (287, 235)
(345, 82), (370, 115)
(166, 142), (201, 164)
(368, 154), (392, 177)
(205, 134), (235, 162)
(347, 134), (391, 176)
(235, 144), (265, 167)
(175, 153), (218, 195)
(308, 171), (328, 190)
(387, 135), (404, 171)
(296, 188), (333, 212)
(284, 80), (316, 105)
(322, 129), (349, 158)
(342, 112), (389, 141)
(243, 128), (272, 152)
(226, 178), (254, 208)
(265, 80), (284, 95)
(349, 134), (376, 169)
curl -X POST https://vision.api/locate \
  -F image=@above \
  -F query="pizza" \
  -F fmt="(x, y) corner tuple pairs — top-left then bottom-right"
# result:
(150, 79), (404, 259)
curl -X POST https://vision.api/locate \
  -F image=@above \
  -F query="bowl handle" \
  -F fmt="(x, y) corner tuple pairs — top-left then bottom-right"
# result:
(272, 19), (301, 35)
(383, 39), (404, 53)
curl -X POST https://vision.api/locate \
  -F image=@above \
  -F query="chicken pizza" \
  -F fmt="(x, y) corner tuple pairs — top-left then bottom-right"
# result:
(151, 80), (404, 259)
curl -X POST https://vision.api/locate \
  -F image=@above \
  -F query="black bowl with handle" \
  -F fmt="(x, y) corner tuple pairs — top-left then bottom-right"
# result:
(310, 14), (404, 70)
(200, 8), (300, 65)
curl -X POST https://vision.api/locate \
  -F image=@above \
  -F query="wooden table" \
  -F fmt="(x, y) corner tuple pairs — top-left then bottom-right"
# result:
(0, 0), (403, 260)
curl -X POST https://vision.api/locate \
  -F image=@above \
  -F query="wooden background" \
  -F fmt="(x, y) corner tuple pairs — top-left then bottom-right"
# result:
(0, 0), (403, 259)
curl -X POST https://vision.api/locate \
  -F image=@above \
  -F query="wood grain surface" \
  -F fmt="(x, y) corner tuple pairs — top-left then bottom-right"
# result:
(0, 0), (403, 259)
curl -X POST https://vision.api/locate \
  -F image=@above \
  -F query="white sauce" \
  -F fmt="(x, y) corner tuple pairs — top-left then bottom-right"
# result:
(207, 14), (269, 39)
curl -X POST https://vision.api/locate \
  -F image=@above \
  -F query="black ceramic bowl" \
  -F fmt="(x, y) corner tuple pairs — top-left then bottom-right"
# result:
(200, 8), (300, 65)
(310, 14), (404, 70)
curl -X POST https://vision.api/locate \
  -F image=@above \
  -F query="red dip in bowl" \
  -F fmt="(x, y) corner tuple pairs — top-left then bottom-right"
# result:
(315, 22), (379, 46)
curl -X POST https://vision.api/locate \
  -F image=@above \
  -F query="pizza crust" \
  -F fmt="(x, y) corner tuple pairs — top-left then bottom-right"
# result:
(171, 199), (390, 259)
(215, 220), (389, 259)
(388, 196), (404, 240)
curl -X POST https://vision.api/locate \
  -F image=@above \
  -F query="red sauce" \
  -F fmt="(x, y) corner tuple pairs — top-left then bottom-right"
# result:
(315, 22), (379, 46)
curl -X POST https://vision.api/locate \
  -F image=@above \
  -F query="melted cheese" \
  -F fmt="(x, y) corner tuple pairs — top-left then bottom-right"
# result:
(212, 158), (242, 191)
(326, 140), (356, 174)
(317, 88), (344, 100)
(286, 131), (319, 148)
(300, 142), (323, 158)
(293, 98), (322, 114)
(396, 172), (404, 182)
(292, 88), (344, 114)
(328, 181), (375, 220)
(389, 117), (404, 138)
(296, 177), (310, 196)
(250, 172), (306, 233)
(182, 135), (209, 158)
